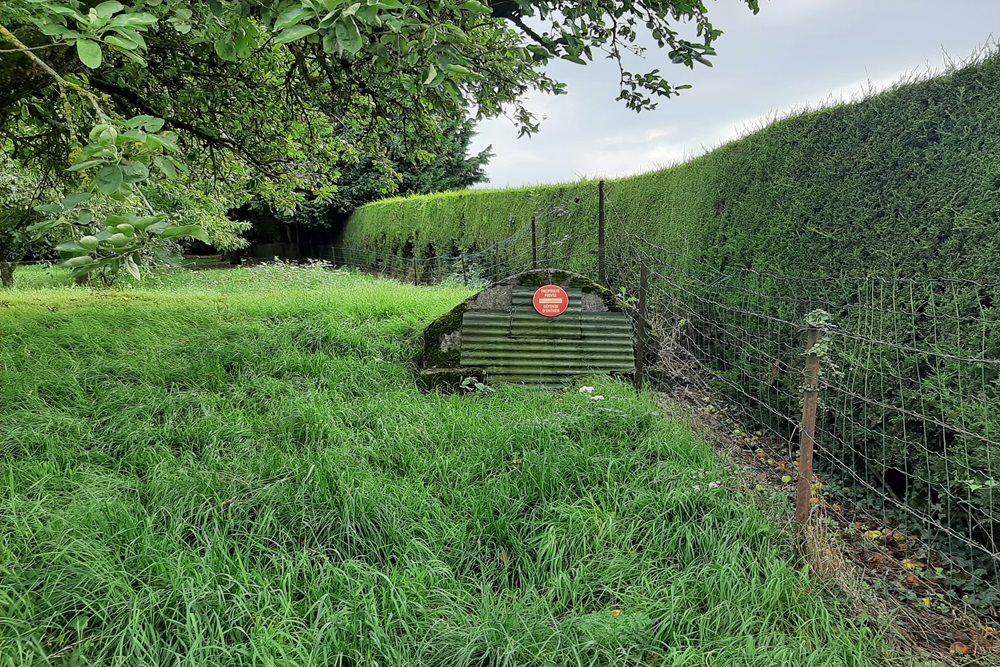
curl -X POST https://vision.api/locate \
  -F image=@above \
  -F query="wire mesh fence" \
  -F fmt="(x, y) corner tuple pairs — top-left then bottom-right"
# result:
(318, 222), (587, 287)
(601, 184), (999, 608)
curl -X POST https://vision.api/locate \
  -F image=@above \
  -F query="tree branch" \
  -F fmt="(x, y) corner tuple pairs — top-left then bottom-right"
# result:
(0, 22), (107, 120)
(87, 77), (274, 174)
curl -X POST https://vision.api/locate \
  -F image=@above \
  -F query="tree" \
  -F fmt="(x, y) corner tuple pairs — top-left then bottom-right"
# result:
(0, 0), (757, 282)
(302, 117), (494, 216)
(239, 117), (492, 254)
(0, 154), (58, 287)
(397, 120), (493, 196)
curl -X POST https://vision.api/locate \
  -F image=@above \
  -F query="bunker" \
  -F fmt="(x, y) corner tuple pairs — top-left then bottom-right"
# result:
(418, 269), (636, 389)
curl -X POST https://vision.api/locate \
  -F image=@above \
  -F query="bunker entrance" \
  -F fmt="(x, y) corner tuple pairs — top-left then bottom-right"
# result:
(418, 270), (636, 390)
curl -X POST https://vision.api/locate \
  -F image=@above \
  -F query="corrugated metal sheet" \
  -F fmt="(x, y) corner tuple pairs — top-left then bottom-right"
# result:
(460, 288), (635, 388)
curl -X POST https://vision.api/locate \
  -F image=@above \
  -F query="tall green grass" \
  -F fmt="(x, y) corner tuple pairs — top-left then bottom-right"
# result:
(0, 267), (886, 665)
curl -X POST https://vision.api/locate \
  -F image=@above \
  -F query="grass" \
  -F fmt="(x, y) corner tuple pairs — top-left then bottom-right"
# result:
(0, 265), (888, 666)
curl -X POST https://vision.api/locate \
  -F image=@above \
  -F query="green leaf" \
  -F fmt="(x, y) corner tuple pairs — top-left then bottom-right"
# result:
(459, 0), (490, 14)
(121, 162), (150, 184)
(106, 214), (140, 227)
(95, 1), (124, 19)
(235, 32), (254, 59)
(127, 115), (164, 132)
(214, 37), (237, 61)
(76, 39), (103, 69)
(111, 12), (157, 28)
(145, 220), (170, 235)
(95, 165), (124, 195)
(116, 28), (147, 49)
(119, 128), (147, 143)
(63, 255), (97, 269)
(446, 63), (477, 79)
(274, 6), (311, 31)
(145, 133), (178, 152)
(39, 6), (83, 18)
(322, 31), (337, 53)
(89, 123), (118, 146)
(61, 193), (93, 209)
(423, 63), (437, 85)
(335, 17), (363, 54)
(124, 254), (141, 280)
(153, 155), (177, 178)
(55, 240), (84, 252)
(158, 224), (210, 243)
(39, 22), (76, 38)
(133, 215), (166, 231)
(274, 24), (316, 46)
(104, 34), (138, 51)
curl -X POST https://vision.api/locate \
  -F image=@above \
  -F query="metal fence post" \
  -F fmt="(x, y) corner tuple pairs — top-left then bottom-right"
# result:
(543, 215), (550, 266)
(598, 180), (607, 284)
(531, 216), (538, 270)
(795, 327), (822, 530)
(412, 257), (419, 286)
(634, 260), (648, 392)
(460, 254), (468, 286)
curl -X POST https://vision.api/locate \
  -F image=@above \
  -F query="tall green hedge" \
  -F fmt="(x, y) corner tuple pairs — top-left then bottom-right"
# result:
(347, 54), (1000, 279)
(345, 54), (1000, 599)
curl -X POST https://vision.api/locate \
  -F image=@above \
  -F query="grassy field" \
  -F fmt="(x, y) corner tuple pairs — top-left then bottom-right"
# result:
(0, 266), (887, 666)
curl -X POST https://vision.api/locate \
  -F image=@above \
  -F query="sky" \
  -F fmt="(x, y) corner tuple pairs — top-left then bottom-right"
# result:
(469, 0), (1000, 188)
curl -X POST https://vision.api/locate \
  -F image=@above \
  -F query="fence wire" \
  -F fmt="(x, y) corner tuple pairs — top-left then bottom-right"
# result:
(601, 186), (998, 609)
(320, 224), (585, 287)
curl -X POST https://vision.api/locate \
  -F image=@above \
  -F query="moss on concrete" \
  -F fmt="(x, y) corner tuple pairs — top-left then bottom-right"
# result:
(419, 301), (468, 369)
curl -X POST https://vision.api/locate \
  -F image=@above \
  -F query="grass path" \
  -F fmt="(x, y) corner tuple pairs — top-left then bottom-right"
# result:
(0, 266), (887, 666)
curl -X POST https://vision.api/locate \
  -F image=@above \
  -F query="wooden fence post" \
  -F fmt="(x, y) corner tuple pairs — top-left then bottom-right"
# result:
(795, 327), (822, 530)
(412, 257), (419, 286)
(598, 180), (607, 284)
(460, 254), (468, 286)
(634, 260), (648, 392)
(531, 216), (538, 270)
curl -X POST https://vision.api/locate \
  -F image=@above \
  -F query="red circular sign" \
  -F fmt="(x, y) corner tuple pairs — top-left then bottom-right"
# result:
(532, 285), (569, 317)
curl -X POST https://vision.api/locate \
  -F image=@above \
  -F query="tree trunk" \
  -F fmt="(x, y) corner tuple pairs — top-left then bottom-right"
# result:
(0, 262), (14, 288)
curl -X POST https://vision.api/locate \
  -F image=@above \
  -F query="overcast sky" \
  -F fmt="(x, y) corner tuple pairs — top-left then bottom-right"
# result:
(469, 0), (999, 188)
